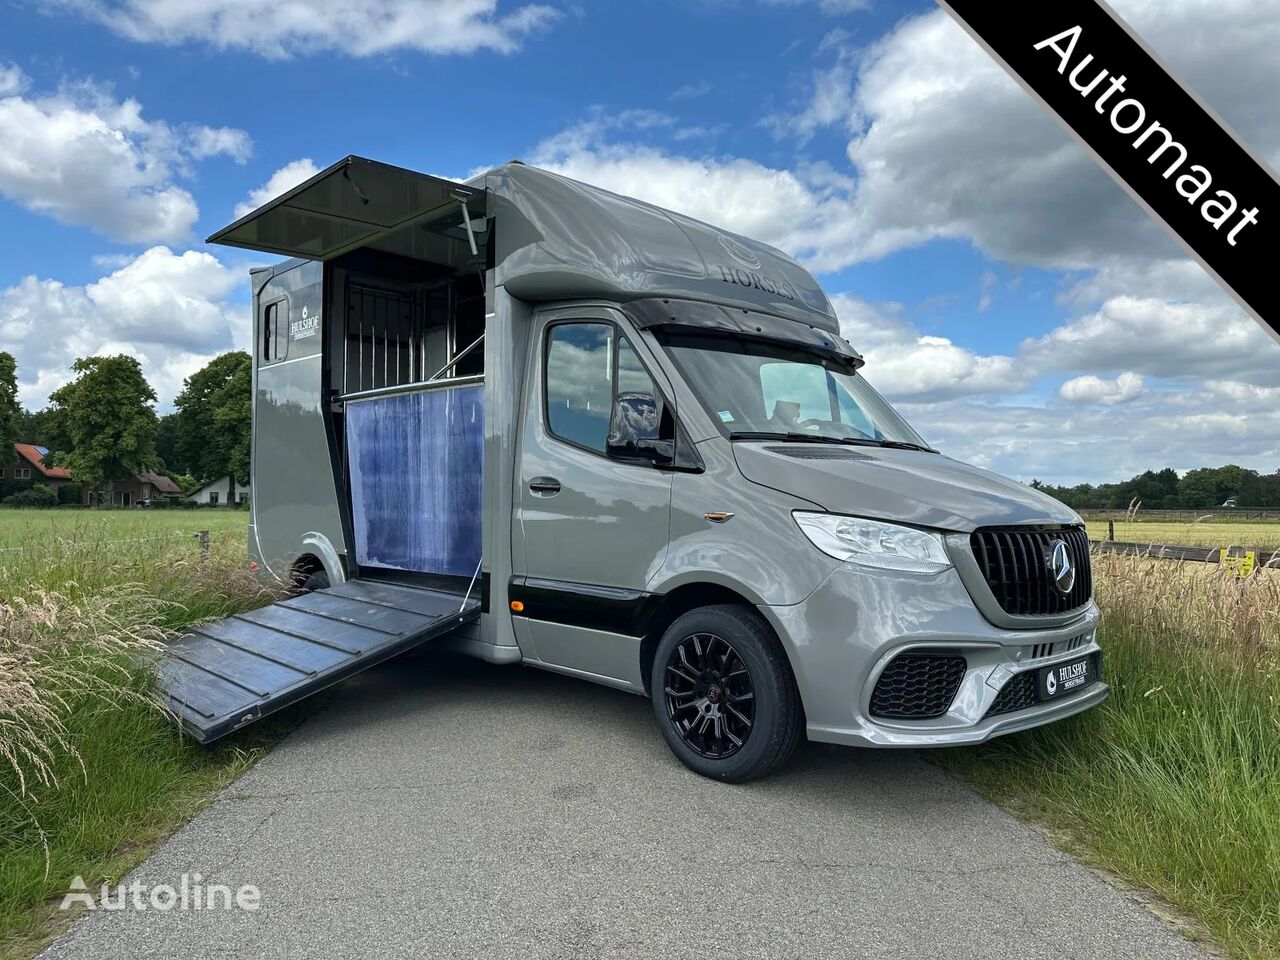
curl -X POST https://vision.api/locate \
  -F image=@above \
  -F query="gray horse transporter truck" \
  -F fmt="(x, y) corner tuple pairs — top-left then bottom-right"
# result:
(161, 156), (1105, 781)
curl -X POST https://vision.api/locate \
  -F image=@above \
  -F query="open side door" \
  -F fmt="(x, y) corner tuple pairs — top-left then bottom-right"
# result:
(208, 155), (485, 261)
(159, 580), (479, 743)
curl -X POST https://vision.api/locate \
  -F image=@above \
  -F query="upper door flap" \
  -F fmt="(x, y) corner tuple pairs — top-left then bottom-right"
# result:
(207, 156), (485, 261)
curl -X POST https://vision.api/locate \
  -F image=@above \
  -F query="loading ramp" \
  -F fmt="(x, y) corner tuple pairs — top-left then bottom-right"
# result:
(159, 579), (480, 743)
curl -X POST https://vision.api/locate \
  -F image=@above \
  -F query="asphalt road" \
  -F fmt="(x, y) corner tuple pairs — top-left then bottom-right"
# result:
(43, 648), (1207, 960)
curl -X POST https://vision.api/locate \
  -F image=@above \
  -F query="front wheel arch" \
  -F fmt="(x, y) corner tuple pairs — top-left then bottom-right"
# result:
(639, 581), (761, 697)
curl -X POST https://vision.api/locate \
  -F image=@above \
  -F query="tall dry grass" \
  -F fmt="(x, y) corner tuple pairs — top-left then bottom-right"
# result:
(949, 552), (1280, 960)
(1094, 549), (1280, 663)
(0, 519), (279, 952)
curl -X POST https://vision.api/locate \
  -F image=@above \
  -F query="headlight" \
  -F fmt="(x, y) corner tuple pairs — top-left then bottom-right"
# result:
(793, 512), (952, 574)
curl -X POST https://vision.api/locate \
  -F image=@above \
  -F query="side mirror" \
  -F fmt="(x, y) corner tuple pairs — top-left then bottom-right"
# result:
(607, 393), (674, 464)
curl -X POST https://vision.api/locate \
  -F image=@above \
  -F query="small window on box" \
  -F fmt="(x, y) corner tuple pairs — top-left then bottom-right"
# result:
(263, 301), (288, 364)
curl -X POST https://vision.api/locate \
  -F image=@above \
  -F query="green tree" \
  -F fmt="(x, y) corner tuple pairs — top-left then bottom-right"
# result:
(48, 355), (158, 503)
(156, 411), (184, 474)
(13, 406), (65, 449)
(1179, 465), (1260, 509)
(0, 352), (18, 458)
(173, 351), (252, 504)
(211, 358), (252, 499)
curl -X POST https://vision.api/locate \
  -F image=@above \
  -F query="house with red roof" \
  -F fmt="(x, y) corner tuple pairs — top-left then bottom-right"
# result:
(6, 443), (182, 506)
(4, 443), (72, 487)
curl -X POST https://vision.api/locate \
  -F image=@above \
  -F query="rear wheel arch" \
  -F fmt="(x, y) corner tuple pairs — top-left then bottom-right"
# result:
(289, 554), (327, 591)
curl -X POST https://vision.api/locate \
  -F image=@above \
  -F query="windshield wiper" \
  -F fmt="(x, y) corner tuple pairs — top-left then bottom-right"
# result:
(728, 431), (937, 453)
(872, 439), (937, 453)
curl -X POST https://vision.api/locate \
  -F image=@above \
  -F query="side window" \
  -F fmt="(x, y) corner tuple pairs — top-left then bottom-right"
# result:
(545, 323), (614, 453)
(262, 301), (288, 364)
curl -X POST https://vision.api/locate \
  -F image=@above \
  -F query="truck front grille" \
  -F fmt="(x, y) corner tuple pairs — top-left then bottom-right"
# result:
(869, 653), (966, 720)
(970, 525), (1092, 617)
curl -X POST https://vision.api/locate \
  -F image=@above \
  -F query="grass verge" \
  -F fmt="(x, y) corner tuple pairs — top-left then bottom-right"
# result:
(0, 517), (282, 959)
(943, 553), (1280, 960)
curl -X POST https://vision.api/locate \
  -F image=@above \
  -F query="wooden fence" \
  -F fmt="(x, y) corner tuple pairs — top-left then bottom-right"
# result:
(1079, 508), (1280, 522)
(1091, 539), (1279, 567)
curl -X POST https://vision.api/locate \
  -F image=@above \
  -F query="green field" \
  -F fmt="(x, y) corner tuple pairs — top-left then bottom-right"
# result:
(1086, 519), (1280, 550)
(0, 508), (247, 550)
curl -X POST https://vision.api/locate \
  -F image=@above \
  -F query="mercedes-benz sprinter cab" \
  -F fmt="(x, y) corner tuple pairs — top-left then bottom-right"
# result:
(163, 157), (1105, 782)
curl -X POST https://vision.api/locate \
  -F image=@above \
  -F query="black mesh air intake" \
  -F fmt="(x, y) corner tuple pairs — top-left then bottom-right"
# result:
(869, 653), (966, 720)
(970, 525), (1092, 616)
(984, 672), (1038, 717)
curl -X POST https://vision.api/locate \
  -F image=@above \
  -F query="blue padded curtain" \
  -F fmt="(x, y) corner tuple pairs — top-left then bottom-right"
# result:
(345, 385), (484, 576)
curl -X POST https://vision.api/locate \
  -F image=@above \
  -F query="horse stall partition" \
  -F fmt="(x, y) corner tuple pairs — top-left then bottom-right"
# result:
(345, 383), (484, 578)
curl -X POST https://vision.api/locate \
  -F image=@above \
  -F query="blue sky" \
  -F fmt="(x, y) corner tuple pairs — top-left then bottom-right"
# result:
(0, 0), (1276, 485)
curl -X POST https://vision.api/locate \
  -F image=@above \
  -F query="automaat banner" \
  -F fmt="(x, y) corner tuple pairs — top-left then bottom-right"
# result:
(937, 0), (1280, 346)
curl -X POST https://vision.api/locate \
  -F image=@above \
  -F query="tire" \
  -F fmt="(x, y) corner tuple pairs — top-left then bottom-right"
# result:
(299, 568), (330, 593)
(650, 604), (802, 783)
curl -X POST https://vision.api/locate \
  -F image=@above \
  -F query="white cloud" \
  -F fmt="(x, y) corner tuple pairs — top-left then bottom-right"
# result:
(0, 247), (244, 408)
(0, 63), (27, 96)
(530, 118), (847, 260)
(901, 387), (1280, 487)
(670, 81), (712, 101)
(1024, 292), (1278, 388)
(831, 293), (1024, 402)
(764, 31), (860, 143)
(52, 0), (559, 58)
(1058, 371), (1145, 405)
(188, 124), (253, 163)
(762, 0), (870, 13)
(0, 79), (251, 243)
(234, 158), (321, 220)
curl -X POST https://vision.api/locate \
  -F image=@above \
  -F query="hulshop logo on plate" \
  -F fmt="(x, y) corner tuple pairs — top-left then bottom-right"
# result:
(717, 233), (762, 270)
(290, 304), (321, 340)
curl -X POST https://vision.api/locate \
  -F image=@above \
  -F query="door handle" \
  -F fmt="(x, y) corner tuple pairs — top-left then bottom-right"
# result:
(529, 476), (562, 495)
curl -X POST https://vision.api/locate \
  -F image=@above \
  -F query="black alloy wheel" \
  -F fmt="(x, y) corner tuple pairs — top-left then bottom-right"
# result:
(650, 605), (802, 782)
(663, 632), (756, 759)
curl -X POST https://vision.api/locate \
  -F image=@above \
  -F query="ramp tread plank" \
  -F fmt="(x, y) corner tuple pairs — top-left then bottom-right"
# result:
(157, 580), (481, 743)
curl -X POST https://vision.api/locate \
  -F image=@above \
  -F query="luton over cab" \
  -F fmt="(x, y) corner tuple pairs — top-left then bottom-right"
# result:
(161, 155), (1106, 781)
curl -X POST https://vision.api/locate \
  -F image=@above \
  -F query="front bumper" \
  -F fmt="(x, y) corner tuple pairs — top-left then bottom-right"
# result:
(758, 562), (1107, 748)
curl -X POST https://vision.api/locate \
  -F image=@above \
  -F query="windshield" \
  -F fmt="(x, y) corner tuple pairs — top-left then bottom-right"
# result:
(660, 333), (931, 449)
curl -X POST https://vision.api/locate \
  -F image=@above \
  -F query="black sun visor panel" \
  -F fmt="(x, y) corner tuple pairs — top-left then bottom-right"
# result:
(208, 156), (485, 261)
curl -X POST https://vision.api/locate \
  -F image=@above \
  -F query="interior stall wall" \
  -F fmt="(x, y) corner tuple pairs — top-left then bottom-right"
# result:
(345, 385), (483, 577)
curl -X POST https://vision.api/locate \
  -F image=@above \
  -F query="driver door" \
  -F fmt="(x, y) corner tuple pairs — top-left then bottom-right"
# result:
(512, 311), (674, 688)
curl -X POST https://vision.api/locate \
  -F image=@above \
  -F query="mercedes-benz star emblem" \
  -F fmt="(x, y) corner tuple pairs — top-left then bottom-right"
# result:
(1047, 539), (1075, 594)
